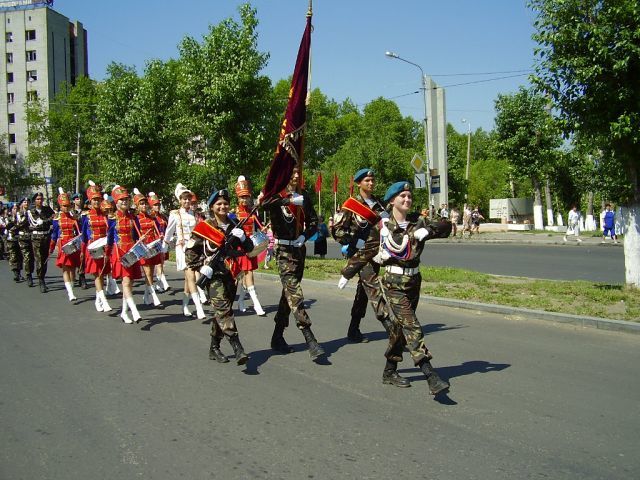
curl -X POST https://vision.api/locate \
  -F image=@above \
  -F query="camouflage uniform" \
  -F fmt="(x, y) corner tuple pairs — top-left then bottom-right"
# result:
(15, 209), (34, 280)
(28, 204), (55, 288)
(263, 191), (318, 330)
(185, 216), (253, 363)
(332, 193), (392, 339)
(379, 213), (452, 365)
(5, 212), (24, 279)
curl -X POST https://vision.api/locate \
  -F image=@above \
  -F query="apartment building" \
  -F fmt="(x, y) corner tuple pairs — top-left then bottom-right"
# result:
(0, 0), (87, 201)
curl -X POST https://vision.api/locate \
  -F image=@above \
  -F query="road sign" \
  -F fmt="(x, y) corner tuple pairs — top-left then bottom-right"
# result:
(410, 154), (424, 173)
(414, 173), (426, 189)
(430, 175), (441, 194)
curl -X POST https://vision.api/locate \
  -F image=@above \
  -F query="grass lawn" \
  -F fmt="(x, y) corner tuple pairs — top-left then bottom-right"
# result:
(257, 257), (640, 322)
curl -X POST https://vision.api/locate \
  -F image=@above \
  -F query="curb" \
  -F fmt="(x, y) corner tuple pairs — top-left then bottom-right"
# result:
(253, 272), (640, 336)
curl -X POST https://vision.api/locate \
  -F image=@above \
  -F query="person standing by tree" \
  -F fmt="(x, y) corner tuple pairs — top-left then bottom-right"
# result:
(564, 205), (583, 244)
(602, 203), (618, 244)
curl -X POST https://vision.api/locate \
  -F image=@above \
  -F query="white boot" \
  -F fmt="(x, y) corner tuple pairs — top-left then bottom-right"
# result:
(108, 275), (120, 295)
(191, 292), (206, 320)
(150, 286), (162, 307)
(64, 281), (77, 302)
(182, 293), (193, 317)
(247, 285), (266, 316)
(94, 292), (103, 312)
(197, 285), (208, 304)
(98, 290), (112, 312)
(154, 276), (163, 292)
(143, 286), (152, 305)
(237, 283), (247, 312)
(120, 296), (133, 324)
(160, 274), (170, 291)
(126, 296), (141, 323)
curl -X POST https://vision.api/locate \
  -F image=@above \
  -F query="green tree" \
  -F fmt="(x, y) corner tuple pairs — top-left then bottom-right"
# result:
(530, 0), (640, 286)
(494, 87), (561, 228)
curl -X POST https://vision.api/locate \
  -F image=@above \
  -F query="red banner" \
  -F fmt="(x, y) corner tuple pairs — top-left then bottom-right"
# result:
(314, 172), (323, 193)
(261, 13), (312, 201)
(332, 172), (338, 194)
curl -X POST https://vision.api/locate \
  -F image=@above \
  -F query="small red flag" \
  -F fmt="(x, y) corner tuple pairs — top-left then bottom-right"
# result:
(261, 13), (312, 200)
(349, 175), (354, 196)
(314, 172), (323, 193)
(332, 172), (338, 194)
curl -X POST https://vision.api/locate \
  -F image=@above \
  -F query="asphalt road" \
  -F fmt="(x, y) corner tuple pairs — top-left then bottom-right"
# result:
(321, 240), (625, 284)
(1, 261), (639, 479)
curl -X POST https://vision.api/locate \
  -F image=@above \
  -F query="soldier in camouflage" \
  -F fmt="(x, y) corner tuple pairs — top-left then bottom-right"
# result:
(261, 167), (325, 360)
(27, 192), (55, 293)
(375, 181), (451, 396)
(331, 168), (398, 350)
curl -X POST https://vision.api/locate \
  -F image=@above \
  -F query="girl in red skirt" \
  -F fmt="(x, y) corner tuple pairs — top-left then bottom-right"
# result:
(106, 186), (143, 324)
(148, 192), (171, 292)
(50, 188), (82, 302)
(133, 188), (163, 308)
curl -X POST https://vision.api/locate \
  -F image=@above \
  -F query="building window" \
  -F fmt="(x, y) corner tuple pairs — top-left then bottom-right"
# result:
(9, 134), (16, 144)
(27, 90), (38, 101)
(7, 92), (14, 104)
(5, 32), (12, 43)
(26, 50), (37, 62)
(6, 52), (13, 64)
(6, 72), (14, 83)
(8, 113), (15, 124)
(27, 70), (37, 81)
(25, 30), (36, 41)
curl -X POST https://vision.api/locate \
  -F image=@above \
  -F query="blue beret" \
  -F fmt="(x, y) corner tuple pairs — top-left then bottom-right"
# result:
(383, 181), (412, 204)
(354, 168), (375, 183)
(71, 193), (83, 200)
(20, 196), (29, 204)
(207, 188), (230, 208)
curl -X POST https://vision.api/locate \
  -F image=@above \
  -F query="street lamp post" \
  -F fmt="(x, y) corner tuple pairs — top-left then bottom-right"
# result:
(461, 118), (471, 204)
(385, 51), (431, 209)
(72, 115), (80, 194)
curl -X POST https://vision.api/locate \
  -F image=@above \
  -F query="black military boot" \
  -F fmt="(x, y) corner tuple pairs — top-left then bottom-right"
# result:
(208, 336), (229, 363)
(347, 317), (369, 343)
(79, 273), (89, 290)
(228, 335), (249, 365)
(419, 360), (450, 396)
(27, 273), (34, 287)
(39, 278), (49, 293)
(13, 270), (21, 282)
(382, 360), (410, 388)
(271, 319), (293, 354)
(301, 326), (325, 360)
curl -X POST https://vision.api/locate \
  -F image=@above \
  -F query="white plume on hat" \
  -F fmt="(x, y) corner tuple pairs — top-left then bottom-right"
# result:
(58, 187), (65, 194)
(237, 175), (246, 182)
(133, 187), (141, 195)
(88, 180), (96, 187)
(148, 191), (156, 196)
(174, 183), (192, 200)
(103, 193), (109, 200)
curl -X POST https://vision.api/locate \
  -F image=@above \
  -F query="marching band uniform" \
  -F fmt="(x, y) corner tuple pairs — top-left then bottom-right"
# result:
(163, 183), (206, 319)
(375, 181), (451, 395)
(148, 192), (171, 292)
(16, 198), (35, 286)
(133, 188), (163, 307)
(185, 187), (253, 365)
(261, 169), (325, 359)
(331, 168), (395, 346)
(50, 190), (82, 302)
(82, 182), (112, 312)
(27, 192), (55, 293)
(71, 193), (89, 289)
(106, 186), (143, 324)
(235, 176), (266, 316)
(101, 195), (120, 296)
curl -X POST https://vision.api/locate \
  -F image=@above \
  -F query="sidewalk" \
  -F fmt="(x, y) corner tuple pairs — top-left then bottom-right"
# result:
(430, 223), (624, 246)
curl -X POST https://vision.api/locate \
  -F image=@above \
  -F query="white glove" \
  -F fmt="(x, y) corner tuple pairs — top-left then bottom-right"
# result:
(200, 265), (214, 279)
(161, 242), (169, 253)
(414, 227), (429, 241)
(355, 238), (366, 249)
(36, 218), (43, 225)
(290, 193), (304, 206)
(231, 228), (246, 242)
(338, 276), (349, 289)
(293, 234), (306, 247)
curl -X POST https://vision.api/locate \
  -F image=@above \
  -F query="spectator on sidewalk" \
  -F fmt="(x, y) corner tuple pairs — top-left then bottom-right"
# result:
(564, 205), (583, 243)
(461, 205), (472, 237)
(314, 215), (329, 259)
(439, 203), (449, 220)
(470, 206), (484, 235)
(449, 206), (459, 237)
(602, 203), (618, 244)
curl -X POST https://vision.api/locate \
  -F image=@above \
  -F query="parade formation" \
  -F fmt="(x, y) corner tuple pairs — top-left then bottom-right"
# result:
(1, 168), (453, 397)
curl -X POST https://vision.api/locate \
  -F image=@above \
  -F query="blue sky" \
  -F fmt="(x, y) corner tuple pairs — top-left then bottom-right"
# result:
(55, 0), (537, 133)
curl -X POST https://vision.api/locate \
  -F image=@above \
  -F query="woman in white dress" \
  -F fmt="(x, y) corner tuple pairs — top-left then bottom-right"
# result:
(163, 183), (206, 319)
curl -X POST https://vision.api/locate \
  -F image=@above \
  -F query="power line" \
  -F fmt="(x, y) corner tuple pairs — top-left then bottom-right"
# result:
(431, 69), (533, 77)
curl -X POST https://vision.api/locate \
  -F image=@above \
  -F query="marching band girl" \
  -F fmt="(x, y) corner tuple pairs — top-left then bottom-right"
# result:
(50, 188), (82, 302)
